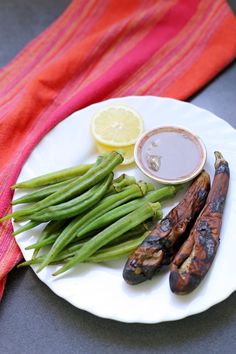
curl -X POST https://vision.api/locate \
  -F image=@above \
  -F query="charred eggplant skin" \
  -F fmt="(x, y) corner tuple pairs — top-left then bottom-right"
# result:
(123, 171), (211, 285)
(170, 152), (229, 295)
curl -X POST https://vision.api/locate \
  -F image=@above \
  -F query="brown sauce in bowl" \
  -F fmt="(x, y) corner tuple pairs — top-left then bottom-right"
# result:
(135, 126), (206, 184)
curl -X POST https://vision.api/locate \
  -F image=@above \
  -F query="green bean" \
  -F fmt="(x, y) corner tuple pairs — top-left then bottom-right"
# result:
(25, 221), (147, 254)
(146, 185), (178, 202)
(74, 185), (175, 239)
(21, 184), (143, 253)
(107, 223), (150, 246)
(80, 222), (151, 253)
(145, 185), (177, 201)
(2, 151), (123, 222)
(12, 164), (92, 189)
(25, 223), (99, 252)
(25, 234), (60, 250)
(135, 181), (147, 195)
(30, 173), (113, 222)
(48, 223), (148, 260)
(35, 183), (144, 272)
(17, 258), (41, 267)
(18, 242), (86, 268)
(17, 255), (69, 268)
(12, 177), (78, 205)
(18, 231), (150, 268)
(88, 232), (150, 263)
(139, 181), (155, 192)
(17, 258), (56, 268)
(24, 217), (147, 256)
(30, 220), (67, 258)
(51, 202), (160, 276)
(107, 174), (136, 194)
(75, 199), (161, 240)
(11, 154), (108, 220)
(12, 221), (41, 236)
(26, 238), (90, 265)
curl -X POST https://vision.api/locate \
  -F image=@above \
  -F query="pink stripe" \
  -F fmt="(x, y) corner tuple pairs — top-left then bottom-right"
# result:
(120, 0), (218, 96)
(0, 240), (22, 277)
(0, 276), (7, 300)
(0, 222), (13, 262)
(151, 2), (229, 95)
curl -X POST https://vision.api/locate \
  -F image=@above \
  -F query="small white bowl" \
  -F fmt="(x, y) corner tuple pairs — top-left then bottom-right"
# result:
(134, 126), (207, 185)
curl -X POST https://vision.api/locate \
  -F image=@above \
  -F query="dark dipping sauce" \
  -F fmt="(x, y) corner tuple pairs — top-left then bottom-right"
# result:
(137, 127), (205, 183)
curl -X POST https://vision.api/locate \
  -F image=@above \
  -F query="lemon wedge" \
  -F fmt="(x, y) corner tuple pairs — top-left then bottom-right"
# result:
(91, 105), (143, 147)
(95, 141), (135, 165)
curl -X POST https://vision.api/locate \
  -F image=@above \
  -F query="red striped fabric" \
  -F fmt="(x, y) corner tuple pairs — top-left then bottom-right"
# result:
(0, 0), (236, 299)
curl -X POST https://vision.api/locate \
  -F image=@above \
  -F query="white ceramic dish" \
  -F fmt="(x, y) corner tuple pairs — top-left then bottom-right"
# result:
(13, 96), (236, 324)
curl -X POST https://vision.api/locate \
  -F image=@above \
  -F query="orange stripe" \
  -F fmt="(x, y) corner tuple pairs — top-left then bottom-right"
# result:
(163, 15), (236, 99)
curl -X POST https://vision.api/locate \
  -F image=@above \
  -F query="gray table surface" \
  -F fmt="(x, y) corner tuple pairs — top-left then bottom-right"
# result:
(0, 1), (235, 353)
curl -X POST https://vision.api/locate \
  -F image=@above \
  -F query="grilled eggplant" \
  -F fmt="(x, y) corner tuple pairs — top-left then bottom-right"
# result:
(170, 152), (229, 294)
(123, 170), (210, 285)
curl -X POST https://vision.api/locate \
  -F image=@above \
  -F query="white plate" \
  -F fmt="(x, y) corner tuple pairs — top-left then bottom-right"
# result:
(13, 96), (236, 323)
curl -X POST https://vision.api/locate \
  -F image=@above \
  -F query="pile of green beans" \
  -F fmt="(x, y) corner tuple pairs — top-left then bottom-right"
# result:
(52, 201), (161, 276)
(4, 152), (123, 222)
(0, 151), (179, 276)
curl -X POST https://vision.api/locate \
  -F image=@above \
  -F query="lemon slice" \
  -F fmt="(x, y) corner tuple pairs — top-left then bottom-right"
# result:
(95, 141), (135, 165)
(91, 105), (143, 146)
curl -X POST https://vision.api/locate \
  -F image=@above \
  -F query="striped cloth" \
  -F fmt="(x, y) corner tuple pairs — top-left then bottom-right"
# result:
(0, 0), (235, 299)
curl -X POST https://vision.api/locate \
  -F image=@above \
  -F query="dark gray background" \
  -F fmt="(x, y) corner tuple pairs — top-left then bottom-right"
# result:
(0, 1), (235, 353)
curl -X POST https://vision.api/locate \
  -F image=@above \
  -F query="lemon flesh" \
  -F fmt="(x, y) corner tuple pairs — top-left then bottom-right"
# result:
(91, 105), (143, 147)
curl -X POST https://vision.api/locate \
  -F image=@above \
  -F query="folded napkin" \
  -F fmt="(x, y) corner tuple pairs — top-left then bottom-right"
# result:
(0, 0), (235, 299)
